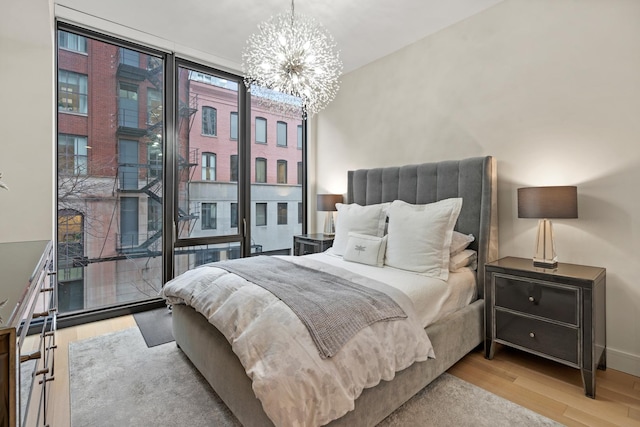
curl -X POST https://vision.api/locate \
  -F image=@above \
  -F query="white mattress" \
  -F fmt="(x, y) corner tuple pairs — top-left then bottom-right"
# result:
(301, 252), (477, 328)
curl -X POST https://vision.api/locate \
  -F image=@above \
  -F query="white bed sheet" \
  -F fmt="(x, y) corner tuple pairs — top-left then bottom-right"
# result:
(301, 251), (477, 328)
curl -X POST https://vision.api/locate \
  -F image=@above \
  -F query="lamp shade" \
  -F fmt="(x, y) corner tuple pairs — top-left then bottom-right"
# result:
(518, 186), (578, 219)
(316, 194), (342, 212)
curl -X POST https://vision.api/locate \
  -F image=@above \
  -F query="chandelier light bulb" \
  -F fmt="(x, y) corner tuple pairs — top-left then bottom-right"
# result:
(242, 0), (342, 117)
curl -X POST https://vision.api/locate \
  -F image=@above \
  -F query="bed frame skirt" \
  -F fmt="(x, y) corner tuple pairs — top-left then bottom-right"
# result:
(172, 299), (483, 427)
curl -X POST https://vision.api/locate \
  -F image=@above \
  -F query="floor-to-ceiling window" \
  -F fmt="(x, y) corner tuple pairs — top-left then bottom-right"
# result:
(56, 24), (307, 320)
(56, 26), (165, 315)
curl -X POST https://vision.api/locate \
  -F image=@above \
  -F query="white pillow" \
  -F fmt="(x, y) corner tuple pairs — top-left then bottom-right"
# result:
(450, 231), (475, 256)
(343, 233), (387, 267)
(385, 198), (463, 279)
(332, 203), (389, 256)
(449, 249), (478, 272)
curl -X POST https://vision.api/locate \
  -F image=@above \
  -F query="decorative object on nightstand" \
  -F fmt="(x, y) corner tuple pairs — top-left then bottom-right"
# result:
(484, 256), (606, 398)
(293, 234), (334, 256)
(317, 194), (342, 235)
(518, 186), (578, 268)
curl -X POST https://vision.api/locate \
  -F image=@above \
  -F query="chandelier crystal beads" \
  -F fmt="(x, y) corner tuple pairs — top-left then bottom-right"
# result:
(242, 0), (342, 117)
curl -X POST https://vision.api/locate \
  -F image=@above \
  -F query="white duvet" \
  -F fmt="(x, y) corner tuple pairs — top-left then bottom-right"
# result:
(163, 255), (436, 426)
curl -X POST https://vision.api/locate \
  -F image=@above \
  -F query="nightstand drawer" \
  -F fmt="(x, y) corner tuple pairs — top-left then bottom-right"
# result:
(494, 275), (578, 325)
(495, 310), (579, 365)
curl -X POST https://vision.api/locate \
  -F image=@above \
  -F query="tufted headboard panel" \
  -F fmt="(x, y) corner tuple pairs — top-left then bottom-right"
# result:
(347, 156), (498, 298)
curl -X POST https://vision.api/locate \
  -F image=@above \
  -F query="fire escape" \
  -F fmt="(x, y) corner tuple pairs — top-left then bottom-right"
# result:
(112, 49), (198, 259)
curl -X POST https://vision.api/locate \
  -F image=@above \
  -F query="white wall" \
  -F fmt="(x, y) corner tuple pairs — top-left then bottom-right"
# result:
(315, 0), (640, 376)
(0, 1), (54, 244)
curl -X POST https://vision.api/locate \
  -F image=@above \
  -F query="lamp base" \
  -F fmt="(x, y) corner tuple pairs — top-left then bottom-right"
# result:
(323, 211), (335, 235)
(533, 259), (558, 269)
(532, 219), (557, 269)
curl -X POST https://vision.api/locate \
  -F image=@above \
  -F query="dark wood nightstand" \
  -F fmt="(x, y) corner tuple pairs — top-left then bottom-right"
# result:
(293, 234), (334, 256)
(484, 256), (606, 398)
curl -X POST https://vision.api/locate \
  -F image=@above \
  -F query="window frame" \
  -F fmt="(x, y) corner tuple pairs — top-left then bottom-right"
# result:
(230, 112), (238, 140)
(256, 203), (268, 226)
(58, 69), (88, 114)
(255, 157), (267, 183)
(277, 159), (287, 184)
(202, 152), (216, 181)
(202, 106), (218, 136)
(201, 202), (217, 230)
(255, 117), (267, 144)
(277, 121), (287, 147)
(277, 202), (288, 225)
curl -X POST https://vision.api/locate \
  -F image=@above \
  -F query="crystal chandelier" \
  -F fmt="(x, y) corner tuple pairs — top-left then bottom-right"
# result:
(242, 0), (342, 117)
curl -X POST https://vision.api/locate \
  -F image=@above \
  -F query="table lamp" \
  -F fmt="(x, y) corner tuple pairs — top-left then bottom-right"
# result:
(518, 186), (578, 268)
(316, 194), (342, 235)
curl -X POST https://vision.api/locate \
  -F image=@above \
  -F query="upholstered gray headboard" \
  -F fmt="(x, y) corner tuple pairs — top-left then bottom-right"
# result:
(347, 156), (498, 298)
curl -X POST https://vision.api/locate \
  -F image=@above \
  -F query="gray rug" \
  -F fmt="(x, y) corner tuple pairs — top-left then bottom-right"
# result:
(69, 327), (563, 427)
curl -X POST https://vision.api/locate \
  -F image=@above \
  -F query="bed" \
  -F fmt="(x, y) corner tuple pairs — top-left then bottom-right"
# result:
(164, 156), (498, 426)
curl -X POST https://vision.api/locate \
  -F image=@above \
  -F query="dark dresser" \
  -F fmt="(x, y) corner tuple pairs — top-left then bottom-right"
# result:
(0, 240), (56, 426)
(484, 256), (606, 398)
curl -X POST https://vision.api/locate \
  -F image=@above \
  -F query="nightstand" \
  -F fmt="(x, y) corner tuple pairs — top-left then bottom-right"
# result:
(484, 256), (606, 398)
(293, 234), (334, 256)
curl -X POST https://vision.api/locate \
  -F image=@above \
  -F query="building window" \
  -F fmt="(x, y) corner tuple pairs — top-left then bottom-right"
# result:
(147, 88), (162, 125)
(58, 31), (87, 53)
(230, 203), (238, 228)
(230, 155), (238, 182)
(256, 203), (267, 226)
(58, 134), (88, 175)
(148, 144), (162, 178)
(148, 199), (161, 232)
(298, 202), (303, 224)
(120, 197), (139, 247)
(201, 203), (217, 230)
(118, 82), (138, 127)
(297, 162), (303, 185)
(297, 125), (303, 149)
(202, 152), (216, 181)
(119, 48), (139, 66)
(195, 248), (220, 266)
(278, 203), (288, 225)
(202, 106), (217, 136)
(277, 121), (287, 147)
(230, 112), (238, 140)
(277, 160), (287, 184)
(255, 117), (267, 144)
(255, 157), (267, 183)
(58, 70), (87, 114)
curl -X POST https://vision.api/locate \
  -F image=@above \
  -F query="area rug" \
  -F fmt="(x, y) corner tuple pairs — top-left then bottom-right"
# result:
(69, 327), (563, 427)
(133, 307), (174, 347)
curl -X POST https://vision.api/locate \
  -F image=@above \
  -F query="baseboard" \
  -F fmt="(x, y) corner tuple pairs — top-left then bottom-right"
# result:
(607, 347), (640, 377)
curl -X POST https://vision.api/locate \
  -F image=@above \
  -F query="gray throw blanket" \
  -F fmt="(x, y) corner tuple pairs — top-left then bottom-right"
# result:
(213, 256), (407, 358)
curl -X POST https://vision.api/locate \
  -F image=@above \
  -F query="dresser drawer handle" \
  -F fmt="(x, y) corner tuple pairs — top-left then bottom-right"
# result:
(529, 332), (535, 338)
(528, 296), (535, 302)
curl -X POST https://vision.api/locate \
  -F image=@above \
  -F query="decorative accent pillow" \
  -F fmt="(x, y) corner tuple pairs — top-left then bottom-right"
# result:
(450, 231), (475, 256)
(332, 203), (389, 256)
(385, 198), (463, 280)
(343, 233), (388, 267)
(449, 249), (478, 272)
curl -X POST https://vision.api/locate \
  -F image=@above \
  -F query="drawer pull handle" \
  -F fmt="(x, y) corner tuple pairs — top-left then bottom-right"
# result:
(529, 332), (535, 338)
(528, 296), (535, 302)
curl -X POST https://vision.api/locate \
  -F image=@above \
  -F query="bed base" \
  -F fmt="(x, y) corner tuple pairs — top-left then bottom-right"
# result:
(172, 299), (483, 427)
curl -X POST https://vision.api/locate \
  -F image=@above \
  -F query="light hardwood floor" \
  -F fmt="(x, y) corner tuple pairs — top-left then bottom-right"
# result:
(39, 315), (640, 427)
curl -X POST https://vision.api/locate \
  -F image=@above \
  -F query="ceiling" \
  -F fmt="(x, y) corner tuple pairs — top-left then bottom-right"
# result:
(55, 0), (504, 74)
